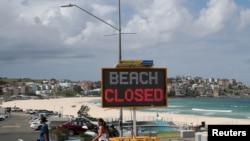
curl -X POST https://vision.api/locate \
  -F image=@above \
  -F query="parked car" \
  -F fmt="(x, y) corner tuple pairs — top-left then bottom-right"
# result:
(29, 116), (40, 124)
(5, 107), (11, 113)
(0, 107), (9, 119)
(30, 118), (42, 130)
(82, 125), (97, 137)
(74, 117), (98, 126)
(82, 124), (119, 138)
(0, 113), (6, 121)
(11, 107), (23, 112)
(56, 117), (98, 136)
(107, 124), (119, 137)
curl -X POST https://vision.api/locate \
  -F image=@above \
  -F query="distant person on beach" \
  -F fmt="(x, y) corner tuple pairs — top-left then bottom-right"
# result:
(38, 116), (50, 141)
(92, 118), (109, 141)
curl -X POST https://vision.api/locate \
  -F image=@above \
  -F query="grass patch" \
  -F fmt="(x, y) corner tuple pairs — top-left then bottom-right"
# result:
(157, 131), (180, 138)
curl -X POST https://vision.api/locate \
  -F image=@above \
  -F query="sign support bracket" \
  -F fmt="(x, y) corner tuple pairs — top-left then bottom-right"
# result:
(133, 107), (137, 137)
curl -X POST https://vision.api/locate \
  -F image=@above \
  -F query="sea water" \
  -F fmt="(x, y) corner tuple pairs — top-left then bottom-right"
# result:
(90, 97), (250, 132)
(89, 97), (250, 119)
(141, 97), (250, 119)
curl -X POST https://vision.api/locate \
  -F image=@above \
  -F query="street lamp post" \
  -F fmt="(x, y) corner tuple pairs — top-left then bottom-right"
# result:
(118, 0), (122, 60)
(61, 0), (123, 136)
(61, 106), (63, 116)
(61, 2), (122, 60)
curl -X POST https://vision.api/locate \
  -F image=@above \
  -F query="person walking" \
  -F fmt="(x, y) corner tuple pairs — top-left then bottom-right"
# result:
(92, 118), (109, 141)
(38, 116), (50, 141)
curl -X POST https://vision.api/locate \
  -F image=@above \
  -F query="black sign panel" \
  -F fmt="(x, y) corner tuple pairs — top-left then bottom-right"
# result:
(102, 68), (168, 107)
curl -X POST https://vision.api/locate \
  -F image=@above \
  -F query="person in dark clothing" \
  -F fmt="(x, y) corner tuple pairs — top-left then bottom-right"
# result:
(39, 116), (50, 141)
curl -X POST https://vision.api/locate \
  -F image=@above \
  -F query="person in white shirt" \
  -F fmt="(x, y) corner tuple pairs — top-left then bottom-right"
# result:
(92, 118), (109, 141)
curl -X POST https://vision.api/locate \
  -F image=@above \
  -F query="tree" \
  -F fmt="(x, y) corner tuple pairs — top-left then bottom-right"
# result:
(77, 105), (97, 121)
(0, 87), (3, 95)
(77, 105), (90, 117)
(73, 85), (82, 93)
(56, 89), (77, 97)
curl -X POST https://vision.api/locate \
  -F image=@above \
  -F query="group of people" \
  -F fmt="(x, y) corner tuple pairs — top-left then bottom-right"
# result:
(37, 117), (109, 141)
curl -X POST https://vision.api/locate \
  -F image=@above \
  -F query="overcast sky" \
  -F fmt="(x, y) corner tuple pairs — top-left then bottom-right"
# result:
(0, 0), (250, 86)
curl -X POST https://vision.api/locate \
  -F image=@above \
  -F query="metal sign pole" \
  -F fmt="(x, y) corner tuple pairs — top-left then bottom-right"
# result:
(133, 107), (137, 137)
(118, 0), (123, 137)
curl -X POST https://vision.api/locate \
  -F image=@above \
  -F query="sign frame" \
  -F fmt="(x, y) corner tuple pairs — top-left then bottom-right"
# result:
(101, 67), (168, 108)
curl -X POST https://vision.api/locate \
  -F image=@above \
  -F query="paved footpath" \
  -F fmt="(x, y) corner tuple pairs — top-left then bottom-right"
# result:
(0, 112), (39, 141)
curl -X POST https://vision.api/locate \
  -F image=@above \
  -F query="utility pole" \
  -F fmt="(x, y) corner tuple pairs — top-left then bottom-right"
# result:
(61, 0), (123, 136)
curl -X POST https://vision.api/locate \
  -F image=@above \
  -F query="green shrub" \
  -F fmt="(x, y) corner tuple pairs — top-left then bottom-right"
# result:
(79, 132), (93, 138)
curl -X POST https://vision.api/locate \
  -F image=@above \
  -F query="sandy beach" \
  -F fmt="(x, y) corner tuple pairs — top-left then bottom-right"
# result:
(1, 97), (250, 126)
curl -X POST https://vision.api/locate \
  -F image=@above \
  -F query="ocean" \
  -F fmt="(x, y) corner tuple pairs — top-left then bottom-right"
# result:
(90, 97), (250, 120)
(89, 97), (250, 132)
(139, 97), (250, 119)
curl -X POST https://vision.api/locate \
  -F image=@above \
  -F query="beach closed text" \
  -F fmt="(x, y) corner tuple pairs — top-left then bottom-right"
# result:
(102, 68), (167, 107)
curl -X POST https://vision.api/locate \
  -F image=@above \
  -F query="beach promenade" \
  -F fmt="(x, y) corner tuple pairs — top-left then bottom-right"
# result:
(0, 111), (197, 141)
(5, 97), (250, 141)
(2, 97), (249, 126)
(2, 97), (249, 141)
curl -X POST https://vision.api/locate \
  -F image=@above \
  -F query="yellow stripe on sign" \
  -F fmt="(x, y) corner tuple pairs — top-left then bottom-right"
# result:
(116, 64), (153, 68)
(2, 125), (20, 128)
(119, 60), (142, 64)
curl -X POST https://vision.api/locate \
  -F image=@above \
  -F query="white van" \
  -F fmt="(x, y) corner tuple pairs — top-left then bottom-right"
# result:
(0, 113), (5, 120)
(0, 107), (8, 120)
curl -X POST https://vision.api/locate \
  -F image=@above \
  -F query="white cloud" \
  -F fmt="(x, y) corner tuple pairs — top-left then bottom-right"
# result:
(194, 0), (238, 36)
(0, 0), (250, 85)
(239, 9), (250, 28)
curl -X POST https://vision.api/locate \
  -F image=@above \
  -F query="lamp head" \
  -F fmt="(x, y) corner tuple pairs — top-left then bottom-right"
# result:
(61, 3), (74, 8)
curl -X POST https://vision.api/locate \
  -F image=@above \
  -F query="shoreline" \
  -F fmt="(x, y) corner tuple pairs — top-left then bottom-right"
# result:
(1, 97), (250, 126)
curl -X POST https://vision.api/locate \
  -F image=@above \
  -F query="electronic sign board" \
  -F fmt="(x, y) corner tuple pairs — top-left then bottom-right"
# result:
(102, 68), (168, 108)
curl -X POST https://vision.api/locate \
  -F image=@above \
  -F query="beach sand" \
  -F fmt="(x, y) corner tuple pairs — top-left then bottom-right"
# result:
(1, 97), (250, 126)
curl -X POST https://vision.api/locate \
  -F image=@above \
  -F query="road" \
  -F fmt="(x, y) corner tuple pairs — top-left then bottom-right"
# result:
(0, 112), (39, 141)
(0, 112), (195, 141)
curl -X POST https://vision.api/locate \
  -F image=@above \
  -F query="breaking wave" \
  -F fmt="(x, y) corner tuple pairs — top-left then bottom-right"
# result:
(192, 108), (232, 113)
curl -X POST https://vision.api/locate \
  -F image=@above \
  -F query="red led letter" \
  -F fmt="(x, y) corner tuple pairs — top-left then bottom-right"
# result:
(144, 88), (153, 102)
(124, 89), (134, 102)
(134, 89), (143, 102)
(114, 89), (124, 102)
(105, 89), (114, 102)
(154, 88), (163, 101)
